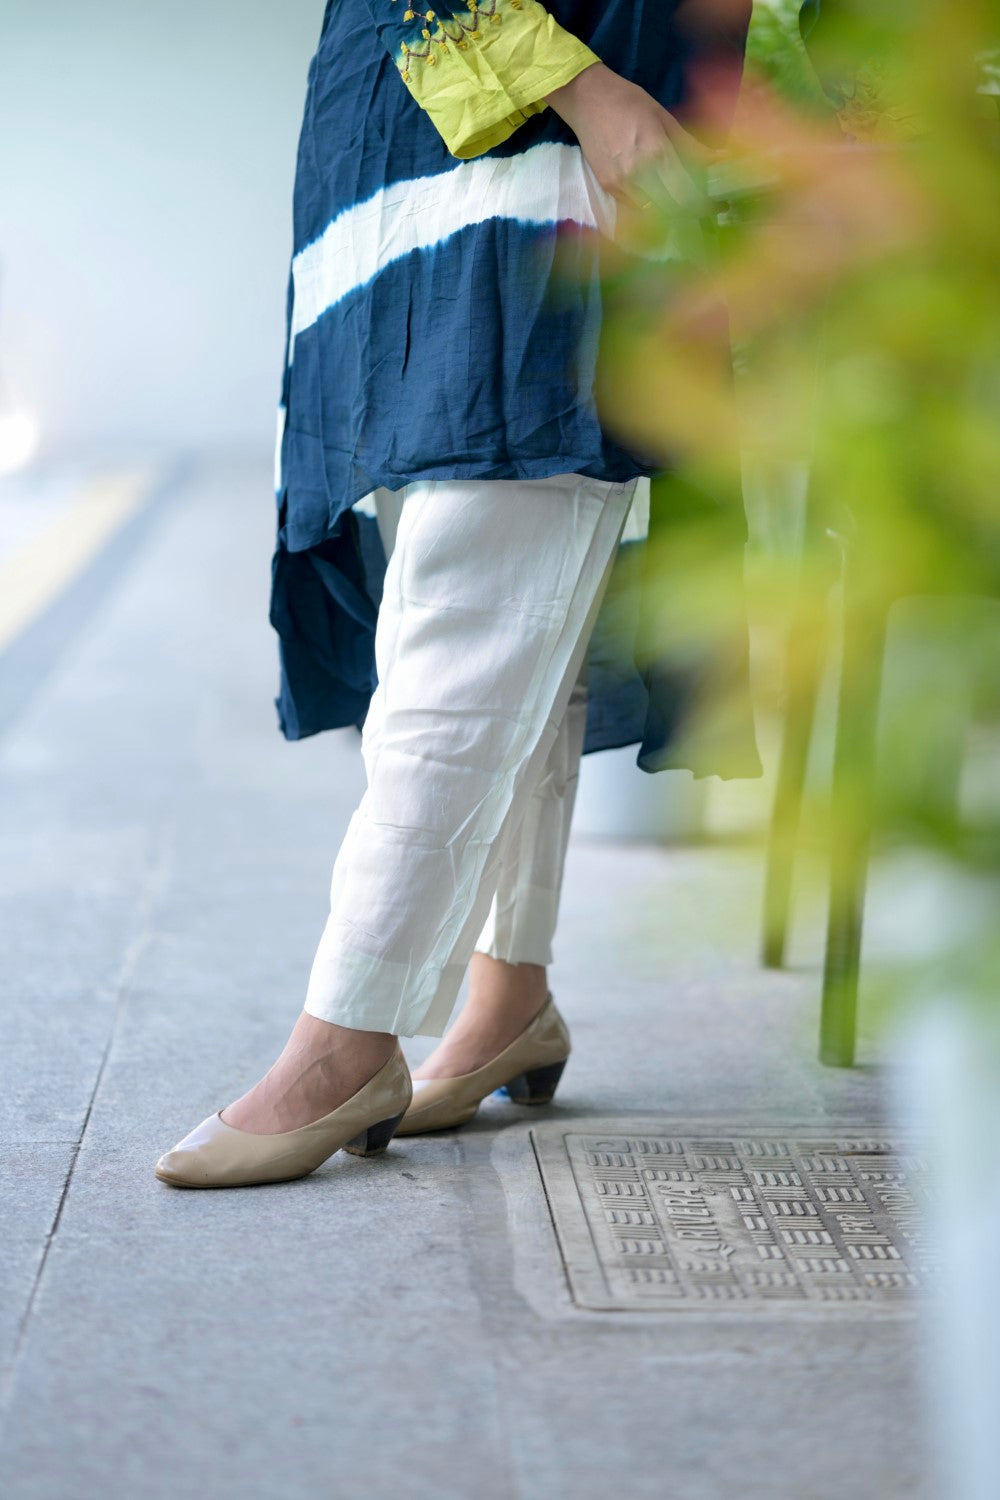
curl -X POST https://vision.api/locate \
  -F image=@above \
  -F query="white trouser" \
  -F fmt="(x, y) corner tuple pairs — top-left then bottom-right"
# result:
(304, 472), (636, 1037)
(474, 656), (589, 968)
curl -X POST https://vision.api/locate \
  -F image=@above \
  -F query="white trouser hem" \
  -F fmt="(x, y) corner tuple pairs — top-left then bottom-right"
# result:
(474, 882), (559, 967)
(304, 946), (464, 1038)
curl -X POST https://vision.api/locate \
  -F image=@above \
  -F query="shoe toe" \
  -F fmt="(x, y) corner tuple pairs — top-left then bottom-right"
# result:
(155, 1148), (193, 1185)
(154, 1114), (224, 1185)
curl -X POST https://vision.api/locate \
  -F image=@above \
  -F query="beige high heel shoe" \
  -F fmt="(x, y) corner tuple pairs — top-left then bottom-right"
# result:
(155, 1046), (412, 1188)
(396, 993), (570, 1136)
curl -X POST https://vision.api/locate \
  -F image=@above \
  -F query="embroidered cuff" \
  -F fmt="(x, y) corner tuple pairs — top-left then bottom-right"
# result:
(393, 0), (599, 159)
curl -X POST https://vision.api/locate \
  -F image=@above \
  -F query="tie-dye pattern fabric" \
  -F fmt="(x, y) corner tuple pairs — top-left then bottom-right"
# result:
(270, 0), (760, 778)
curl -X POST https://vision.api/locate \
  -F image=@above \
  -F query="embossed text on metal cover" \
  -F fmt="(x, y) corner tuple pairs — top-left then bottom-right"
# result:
(532, 1121), (935, 1314)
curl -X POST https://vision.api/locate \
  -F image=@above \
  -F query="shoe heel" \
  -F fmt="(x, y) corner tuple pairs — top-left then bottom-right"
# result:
(342, 1109), (408, 1158)
(502, 1058), (567, 1106)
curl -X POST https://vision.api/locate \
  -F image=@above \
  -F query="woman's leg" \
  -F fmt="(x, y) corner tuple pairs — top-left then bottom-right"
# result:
(479, 657), (589, 970)
(224, 473), (633, 1132)
(414, 660), (589, 1078)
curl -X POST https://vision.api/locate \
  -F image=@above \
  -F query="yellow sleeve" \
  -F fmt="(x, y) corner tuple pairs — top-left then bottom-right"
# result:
(389, 1), (600, 159)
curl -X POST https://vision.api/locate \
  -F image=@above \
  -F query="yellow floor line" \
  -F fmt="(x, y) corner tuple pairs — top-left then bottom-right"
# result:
(0, 470), (153, 653)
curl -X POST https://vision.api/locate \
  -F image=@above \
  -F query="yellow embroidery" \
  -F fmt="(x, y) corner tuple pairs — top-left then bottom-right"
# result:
(390, 0), (502, 68)
(388, 0), (599, 159)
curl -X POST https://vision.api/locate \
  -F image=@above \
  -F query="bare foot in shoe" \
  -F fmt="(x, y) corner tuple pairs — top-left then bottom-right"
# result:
(412, 956), (549, 1080)
(220, 1012), (397, 1134)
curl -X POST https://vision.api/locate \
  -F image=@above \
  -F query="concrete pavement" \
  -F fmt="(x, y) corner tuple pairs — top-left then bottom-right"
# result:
(0, 459), (932, 1499)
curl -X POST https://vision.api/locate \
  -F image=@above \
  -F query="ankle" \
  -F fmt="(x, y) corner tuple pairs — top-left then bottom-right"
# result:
(467, 956), (548, 1018)
(293, 1013), (397, 1068)
(220, 1018), (398, 1134)
(411, 963), (549, 1081)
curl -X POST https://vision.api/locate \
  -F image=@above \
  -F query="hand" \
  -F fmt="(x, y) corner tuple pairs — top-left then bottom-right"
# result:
(545, 62), (714, 213)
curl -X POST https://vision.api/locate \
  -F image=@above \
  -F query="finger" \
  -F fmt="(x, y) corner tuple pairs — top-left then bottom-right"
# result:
(652, 149), (712, 215)
(618, 175), (656, 212)
(659, 109), (726, 167)
(629, 155), (704, 216)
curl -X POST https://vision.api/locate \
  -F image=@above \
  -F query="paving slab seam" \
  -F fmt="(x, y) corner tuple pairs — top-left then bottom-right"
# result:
(0, 831), (174, 1429)
(0, 958), (136, 1414)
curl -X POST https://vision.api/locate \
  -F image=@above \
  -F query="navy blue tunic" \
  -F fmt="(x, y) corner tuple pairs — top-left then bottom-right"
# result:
(271, 0), (761, 779)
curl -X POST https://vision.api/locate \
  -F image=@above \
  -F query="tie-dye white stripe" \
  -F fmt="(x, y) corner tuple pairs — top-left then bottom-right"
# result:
(274, 403), (286, 494)
(288, 141), (613, 358)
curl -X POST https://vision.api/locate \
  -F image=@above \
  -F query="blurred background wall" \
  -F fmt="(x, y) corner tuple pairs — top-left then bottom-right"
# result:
(0, 1), (321, 460)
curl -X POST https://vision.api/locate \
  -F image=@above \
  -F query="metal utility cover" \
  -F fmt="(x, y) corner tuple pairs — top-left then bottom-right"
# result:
(531, 1121), (935, 1315)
